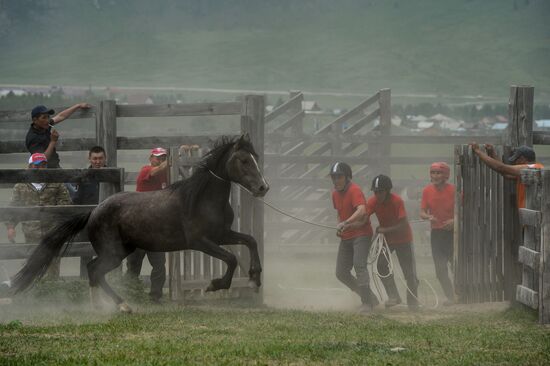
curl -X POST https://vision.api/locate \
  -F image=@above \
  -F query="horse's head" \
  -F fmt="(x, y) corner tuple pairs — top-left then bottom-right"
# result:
(226, 134), (269, 197)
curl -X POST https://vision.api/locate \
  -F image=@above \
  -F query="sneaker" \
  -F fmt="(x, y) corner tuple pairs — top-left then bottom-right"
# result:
(385, 297), (402, 308)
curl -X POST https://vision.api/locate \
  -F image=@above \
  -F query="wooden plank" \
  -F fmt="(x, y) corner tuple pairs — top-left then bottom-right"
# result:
(532, 131), (550, 145)
(0, 205), (95, 222)
(342, 108), (379, 135)
(0, 106), (96, 123)
(265, 93), (303, 123)
(518, 246), (540, 271)
(506, 85), (534, 147)
(0, 242), (95, 260)
(116, 102), (241, 117)
(314, 92), (379, 135)
(0, 168), (124, 184)
(116, 135), (235, 150)
(271, 111), (305, 133)
(265, 134), (502, 145)
(0, 138), (96, 154)
(540, 170), (550, 323)
(516, 284), (539, 309)
(265, 155), (451, 165)
(518, 208), (542, 227)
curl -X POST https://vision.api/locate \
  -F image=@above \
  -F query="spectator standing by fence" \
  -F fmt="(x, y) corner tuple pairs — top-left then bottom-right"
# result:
(366, 174), (419, 310)
(26, 103), (92, 168)
(420, 162), (456, 306)
(73, 146), (107, 279)
(470, 144), (544, 209)
(330, 162), (379, 313)
(5, 153), (72, 279)
(126, 147), (169, 303)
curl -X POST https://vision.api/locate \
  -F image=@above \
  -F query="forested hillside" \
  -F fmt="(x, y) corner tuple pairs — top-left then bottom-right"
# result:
(1, 0), (548, 98)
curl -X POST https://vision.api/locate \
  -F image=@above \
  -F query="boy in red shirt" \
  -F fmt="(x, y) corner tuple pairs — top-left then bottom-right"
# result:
(127, 147), (169, 303)
(420, 162), (455, 305)
(330, 162), (379, 312)
(366, 175), (419, 309)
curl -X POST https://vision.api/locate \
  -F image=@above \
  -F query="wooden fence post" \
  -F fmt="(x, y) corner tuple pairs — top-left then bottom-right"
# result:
(168, 147), (182, 302)
(241, 94), (265, 301)
(504, 86), (535, 301)
(540, 170), (550, 323)
(506, 85), (535, 147)
(96, 100), (118, 202)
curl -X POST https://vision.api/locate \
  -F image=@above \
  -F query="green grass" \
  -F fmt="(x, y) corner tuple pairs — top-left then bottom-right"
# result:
(0, 303), (549, 365)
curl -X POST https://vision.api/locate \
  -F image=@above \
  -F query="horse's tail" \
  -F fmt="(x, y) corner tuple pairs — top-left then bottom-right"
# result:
(11, 212), (92, 293)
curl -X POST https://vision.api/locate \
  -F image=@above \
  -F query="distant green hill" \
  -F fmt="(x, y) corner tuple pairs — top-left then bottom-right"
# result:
(0, 0), (548, 99)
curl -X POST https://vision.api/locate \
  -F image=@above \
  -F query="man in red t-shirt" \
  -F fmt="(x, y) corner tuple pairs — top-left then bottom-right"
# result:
(330, 162), (379, 312)
(127, 147), (169, 303)
(366, 175), (419, 309)
(420, 162), (455, 305)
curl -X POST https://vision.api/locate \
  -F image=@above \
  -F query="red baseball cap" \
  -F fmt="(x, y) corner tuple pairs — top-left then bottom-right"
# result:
(28, 153), (48, 165)
(150, 147), (167, 156)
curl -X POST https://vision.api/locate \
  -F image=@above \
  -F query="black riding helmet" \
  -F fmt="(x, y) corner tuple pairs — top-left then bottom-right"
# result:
(329, 162), (352, 179)
(371, 174), (393, 191)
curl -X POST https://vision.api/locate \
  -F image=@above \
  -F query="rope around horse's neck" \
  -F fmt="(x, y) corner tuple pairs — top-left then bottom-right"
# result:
(206, 169), (426, 230)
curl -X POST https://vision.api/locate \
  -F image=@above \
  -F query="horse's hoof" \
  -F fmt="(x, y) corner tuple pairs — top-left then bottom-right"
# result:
(248, 280), (260, 293)
(118, 302), (133, 313)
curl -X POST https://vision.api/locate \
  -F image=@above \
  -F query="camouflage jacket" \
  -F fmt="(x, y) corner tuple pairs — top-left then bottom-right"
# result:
(7, 183), (72, 242)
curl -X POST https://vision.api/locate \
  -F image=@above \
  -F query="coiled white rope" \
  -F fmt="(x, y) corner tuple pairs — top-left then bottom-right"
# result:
(369, 233), (439, 309)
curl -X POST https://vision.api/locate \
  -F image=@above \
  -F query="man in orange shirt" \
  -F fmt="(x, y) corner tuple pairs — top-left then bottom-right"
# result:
(420, 162), (455, 305)
(470, 144), (543, 209)
(366, 175), (419, 310)
(330, 162), (379, 313)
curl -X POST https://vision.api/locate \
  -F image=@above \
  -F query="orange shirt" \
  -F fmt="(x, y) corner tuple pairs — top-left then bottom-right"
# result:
(421, 183), (455, 230)
(516, 163), (544, 208)
(332, 182), (373, 240)
(366, 193), (413, 245)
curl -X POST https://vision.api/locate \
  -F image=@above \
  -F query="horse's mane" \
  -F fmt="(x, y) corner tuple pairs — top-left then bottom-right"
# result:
(168, 135), (257, 214)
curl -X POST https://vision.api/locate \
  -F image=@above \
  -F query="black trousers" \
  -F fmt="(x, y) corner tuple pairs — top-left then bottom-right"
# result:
(377, 242), (419, 305)
(335, 236), (379, 306)
(127, 249), (166, 300)
(431, 229), (455, 300)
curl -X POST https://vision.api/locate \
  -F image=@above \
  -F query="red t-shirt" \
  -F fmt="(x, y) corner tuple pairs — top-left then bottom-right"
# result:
(136, 165), (168, 192)
(332, 182), (373, 240)
(366, 193), (413, 245)
(421, 183), (455, 230)
(516, 163), (544, 209)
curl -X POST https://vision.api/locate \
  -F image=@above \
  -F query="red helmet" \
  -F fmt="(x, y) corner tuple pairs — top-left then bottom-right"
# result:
(430, 162), (450, 180)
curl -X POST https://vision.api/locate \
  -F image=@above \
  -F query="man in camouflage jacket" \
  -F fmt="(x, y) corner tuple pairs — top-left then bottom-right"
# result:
(5, 153), (71, 279)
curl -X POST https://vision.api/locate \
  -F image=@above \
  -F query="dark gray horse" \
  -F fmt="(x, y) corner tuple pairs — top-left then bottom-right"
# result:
(12, 135), (269, 312)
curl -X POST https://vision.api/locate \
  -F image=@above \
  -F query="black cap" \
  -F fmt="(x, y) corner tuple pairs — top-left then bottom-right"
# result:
(329, 162), (352, 179)
(31, 105), (55, 119)
(371, 174), (393, 191)
(509, 145), (536, 163)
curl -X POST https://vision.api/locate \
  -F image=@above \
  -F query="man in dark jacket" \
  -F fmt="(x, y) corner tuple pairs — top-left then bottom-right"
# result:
(73, 146), (106, 279)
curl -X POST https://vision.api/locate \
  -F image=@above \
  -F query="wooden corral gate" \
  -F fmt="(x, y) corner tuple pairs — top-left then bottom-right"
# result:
(455, 86), (550, 323)
(0, 95), (265, 301)
(263, 89), (501, 247)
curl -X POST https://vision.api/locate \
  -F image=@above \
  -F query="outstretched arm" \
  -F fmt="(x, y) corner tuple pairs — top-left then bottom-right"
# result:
(51, 102), (92, 125)
(470, 143), (523, 178)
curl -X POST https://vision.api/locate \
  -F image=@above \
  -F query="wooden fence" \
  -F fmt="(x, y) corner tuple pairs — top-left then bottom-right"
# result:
(263, 89), (501, 247)
(0, 168), (123, 260)
(454, 85), (550, 323)
(0, 96), (265, 301)
(516, 169), (550, 323)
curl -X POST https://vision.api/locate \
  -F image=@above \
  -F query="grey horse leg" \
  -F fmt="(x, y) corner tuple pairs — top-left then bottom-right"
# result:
(88, 254), (130, 311)
(221, 230), (262, 288)
(195, 237), (237, 292)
